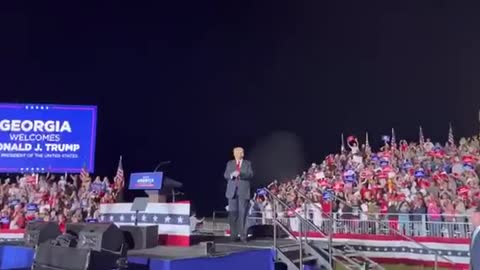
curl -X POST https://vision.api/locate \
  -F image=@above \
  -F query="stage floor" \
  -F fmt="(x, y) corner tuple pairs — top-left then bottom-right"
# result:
(128, 237), (287, 260)
(0, 237), (315, 270)
(0, 239), (278, 270)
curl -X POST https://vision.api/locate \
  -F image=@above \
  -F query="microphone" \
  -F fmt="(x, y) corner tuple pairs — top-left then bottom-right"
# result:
(154, 161), (171, 172)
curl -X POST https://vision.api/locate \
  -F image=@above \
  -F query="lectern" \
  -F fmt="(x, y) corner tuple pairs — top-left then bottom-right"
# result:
(129, 172), (164, 203)
(144, 177), (183, 202)
(145, 190), (164, 203)
(129, 172), (183, 203)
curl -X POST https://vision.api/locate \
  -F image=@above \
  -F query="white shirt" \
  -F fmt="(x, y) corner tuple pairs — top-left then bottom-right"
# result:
(9, 221), (19, 230)
(236, 159), (243, 168)
(311, 203), (323, 226)
(190, 216), (203, 232)
(264, 202), (272, 219)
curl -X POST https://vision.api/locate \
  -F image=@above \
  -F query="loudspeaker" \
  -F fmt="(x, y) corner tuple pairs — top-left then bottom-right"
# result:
(33, 242), (127, 270)
(119, 225), (157, 250)
(66, 223), (85, 237)
(274, 262), (288, 270)
(51, 233), (78, 248)
(247, 225), (287, 239)
(77, 223), (125, 252)
(205, 241), (215, 255)
(24, 221), (62, 247)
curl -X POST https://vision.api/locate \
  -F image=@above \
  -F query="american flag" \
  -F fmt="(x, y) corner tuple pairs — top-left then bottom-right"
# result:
(80, 163), (90, 182)
(365, 132), (370, 149)
(391, 128), (396, 147)
(114, 156), (124, 188)
(419, 126), (425, 145)
(448, 123), (455, 146)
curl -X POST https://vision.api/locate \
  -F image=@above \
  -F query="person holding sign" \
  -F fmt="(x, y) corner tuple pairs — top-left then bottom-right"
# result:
(224, 147), (254, 242)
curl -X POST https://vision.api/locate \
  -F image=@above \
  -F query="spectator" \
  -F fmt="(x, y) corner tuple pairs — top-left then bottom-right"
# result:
(0, 163), (124, 231)
(411, 196), (426, 236)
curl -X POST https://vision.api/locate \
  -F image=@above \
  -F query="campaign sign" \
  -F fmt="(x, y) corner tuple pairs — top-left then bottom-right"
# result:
(129, 172), (163, 190)
(90, 182), (105, 193)
(0, 103), (97, 173)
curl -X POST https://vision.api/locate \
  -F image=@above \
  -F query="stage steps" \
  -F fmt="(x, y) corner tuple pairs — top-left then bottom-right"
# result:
(276, 242), (329, 270)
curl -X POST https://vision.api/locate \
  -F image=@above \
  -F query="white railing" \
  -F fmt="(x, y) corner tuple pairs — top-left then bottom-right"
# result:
(332, 212), (472, 238)
(208, 210), (473, 239)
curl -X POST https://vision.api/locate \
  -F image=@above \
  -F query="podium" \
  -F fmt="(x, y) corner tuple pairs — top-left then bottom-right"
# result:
(145, 177), (183, 202)
(129, 172), (183, 203)
(145, 190), (166, 203)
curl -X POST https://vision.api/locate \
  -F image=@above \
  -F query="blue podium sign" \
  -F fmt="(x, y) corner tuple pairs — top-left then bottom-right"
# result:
(129, 172), (164, 190)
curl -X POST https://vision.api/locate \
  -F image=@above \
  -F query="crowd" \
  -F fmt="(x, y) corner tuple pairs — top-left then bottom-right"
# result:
(0, 164), (124, 232)
(257, 127), (480, 238)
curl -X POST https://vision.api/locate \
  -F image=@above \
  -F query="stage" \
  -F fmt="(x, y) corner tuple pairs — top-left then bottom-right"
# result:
(0, 238), (280, 270)
(129, 241), (276, 270)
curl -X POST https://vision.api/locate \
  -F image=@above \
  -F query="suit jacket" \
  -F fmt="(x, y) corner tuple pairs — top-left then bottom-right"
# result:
(224, 159), (253, 200)
(472, 226), (480, 270)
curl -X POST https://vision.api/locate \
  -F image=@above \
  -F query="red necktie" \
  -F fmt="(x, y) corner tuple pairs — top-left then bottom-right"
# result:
(236, 161), (241, 172)
(235, 161), (241, 186)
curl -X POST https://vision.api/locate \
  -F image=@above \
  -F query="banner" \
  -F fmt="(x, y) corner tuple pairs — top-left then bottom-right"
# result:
(99, 202), (190, 246)
(225, 228), (469, 269)
(0, 103), (97, 173)
(129, 172), (163, 190)
(310, 234), (468, 269)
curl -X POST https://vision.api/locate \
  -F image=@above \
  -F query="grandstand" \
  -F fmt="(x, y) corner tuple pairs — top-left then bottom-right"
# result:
(253, 127), (478, 239)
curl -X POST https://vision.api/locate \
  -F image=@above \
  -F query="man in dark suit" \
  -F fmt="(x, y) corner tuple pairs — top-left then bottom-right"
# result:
(471, 204), (480, 270)
(224, 147), (254, 242)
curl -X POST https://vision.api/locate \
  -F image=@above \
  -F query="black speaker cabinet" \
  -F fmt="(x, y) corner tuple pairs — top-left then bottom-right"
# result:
(33, 242), (125, 270)
(205, 241), (215, 255)
(66, 223), (86, 237)
(77, 223), (125, 252)
(119, 225), (158, 250)
(24, 221), (62, 247)
(274, 262), (288, 270)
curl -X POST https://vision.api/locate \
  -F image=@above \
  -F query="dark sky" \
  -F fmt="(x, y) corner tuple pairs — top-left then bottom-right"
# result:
(1, 2), (480, 215)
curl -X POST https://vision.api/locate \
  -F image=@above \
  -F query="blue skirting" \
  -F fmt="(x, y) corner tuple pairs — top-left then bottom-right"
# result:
(0, 245), (275, 270)
(0, 246), (34, 270)
(128, 249), (275, 270)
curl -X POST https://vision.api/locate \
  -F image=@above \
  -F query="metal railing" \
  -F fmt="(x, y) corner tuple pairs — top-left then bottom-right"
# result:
(208, 200), (464, 270)
(322, 194), (455, 270)
(209, 210), (472, 239)
(332, 212), (472, 238)
(263, 188), (324, 270)
(263, 189), (379, 270)
(295, 191), (385, 270)
(207, 210), (460, 269)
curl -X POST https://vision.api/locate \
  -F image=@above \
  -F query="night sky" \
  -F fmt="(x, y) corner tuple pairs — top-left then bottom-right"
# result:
(1, 2), (480, 215)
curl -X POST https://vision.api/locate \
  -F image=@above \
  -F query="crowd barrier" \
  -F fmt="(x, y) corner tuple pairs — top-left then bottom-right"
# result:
(212, 210), (473, 239)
